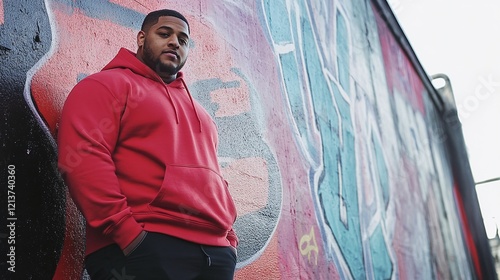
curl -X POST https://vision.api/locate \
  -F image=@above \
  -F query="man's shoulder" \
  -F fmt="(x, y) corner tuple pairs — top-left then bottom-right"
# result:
(69, 68), (139, 100)
(88, 67), (134, 81)
(78, 68), (141, 89)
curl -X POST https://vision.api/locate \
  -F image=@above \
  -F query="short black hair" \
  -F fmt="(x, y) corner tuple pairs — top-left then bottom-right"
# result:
(141, 9), (190, 33)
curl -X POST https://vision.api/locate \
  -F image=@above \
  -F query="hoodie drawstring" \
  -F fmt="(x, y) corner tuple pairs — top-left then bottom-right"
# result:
(162, 84), (180, 125)
(181, 79), (203, 132)
(161, 78), (203, 133)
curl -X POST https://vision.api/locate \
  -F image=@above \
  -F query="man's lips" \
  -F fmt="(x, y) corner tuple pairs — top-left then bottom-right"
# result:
(162, 51), (178, 59)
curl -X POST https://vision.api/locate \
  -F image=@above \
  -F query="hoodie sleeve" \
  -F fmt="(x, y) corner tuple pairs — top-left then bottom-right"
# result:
(227, 227), (239, 247)
(57, 77), (143, 251)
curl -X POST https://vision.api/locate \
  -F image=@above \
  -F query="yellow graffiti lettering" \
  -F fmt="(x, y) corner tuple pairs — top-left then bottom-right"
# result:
(299, 227), (319, 265)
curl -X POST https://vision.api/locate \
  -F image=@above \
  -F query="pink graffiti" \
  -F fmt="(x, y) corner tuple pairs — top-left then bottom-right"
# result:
(375, 11), (426, 114)
(0, 0), (4, 25)
(31, 8), (136, 136)
(108, 0), (152, 14)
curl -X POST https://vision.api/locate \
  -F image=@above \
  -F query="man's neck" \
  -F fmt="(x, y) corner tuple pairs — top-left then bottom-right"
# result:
(159, 74), (176, 84)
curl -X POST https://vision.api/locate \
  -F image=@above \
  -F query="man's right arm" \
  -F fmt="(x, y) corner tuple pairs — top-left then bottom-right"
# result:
(57, 78), (144, 252)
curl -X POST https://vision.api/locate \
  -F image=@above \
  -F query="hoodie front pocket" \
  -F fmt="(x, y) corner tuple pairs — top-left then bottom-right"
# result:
(149, 164), (236, 230)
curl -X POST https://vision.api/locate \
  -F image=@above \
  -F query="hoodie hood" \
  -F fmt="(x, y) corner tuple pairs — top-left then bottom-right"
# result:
(101, 48), (201, 131)
(102, 48), (183, 83)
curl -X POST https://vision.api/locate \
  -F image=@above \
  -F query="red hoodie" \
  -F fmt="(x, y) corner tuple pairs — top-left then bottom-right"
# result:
(57, 48), (238, 256)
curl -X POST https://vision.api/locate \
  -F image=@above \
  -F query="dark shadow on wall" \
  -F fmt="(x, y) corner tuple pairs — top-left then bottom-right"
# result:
(0, 0), (66, 279)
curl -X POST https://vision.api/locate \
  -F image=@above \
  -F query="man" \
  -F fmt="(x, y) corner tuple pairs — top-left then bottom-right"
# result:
(57, 9), (238, 280)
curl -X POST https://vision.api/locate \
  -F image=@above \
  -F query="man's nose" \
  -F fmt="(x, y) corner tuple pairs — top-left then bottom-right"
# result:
(167, 36), (180, 48)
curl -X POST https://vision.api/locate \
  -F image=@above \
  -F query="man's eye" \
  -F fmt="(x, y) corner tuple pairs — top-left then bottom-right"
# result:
(180, 39), (188, 45)
(159, 33), (170, 37)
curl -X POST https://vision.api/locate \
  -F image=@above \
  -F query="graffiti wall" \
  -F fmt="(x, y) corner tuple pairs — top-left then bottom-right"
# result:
(0, 0), (492, 279)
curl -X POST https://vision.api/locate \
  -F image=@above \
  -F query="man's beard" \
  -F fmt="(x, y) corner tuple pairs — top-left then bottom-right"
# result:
(143, 42), (185, 75)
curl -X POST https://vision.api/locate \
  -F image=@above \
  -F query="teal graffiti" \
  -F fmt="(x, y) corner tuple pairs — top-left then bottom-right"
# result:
(369, 225), (393, 279)
(263, 0), (364, 278)
(373, 133), (390, 209)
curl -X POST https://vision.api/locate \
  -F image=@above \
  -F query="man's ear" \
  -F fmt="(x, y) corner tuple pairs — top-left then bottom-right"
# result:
(137, 31), (145, 48)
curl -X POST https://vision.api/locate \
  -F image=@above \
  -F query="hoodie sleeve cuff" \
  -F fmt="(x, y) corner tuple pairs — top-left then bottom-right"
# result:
(108, 215), (144, 251)
(227, 228), (239, 247)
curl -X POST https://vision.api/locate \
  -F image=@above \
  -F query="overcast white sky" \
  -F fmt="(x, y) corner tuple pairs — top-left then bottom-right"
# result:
(388, 0), (500, 239)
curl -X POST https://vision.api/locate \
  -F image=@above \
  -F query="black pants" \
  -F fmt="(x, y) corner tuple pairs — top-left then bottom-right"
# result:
(85, 232), (237, 280)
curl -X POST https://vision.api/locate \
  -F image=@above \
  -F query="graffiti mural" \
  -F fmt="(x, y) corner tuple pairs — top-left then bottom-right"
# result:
(0, 0), (492, 279)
